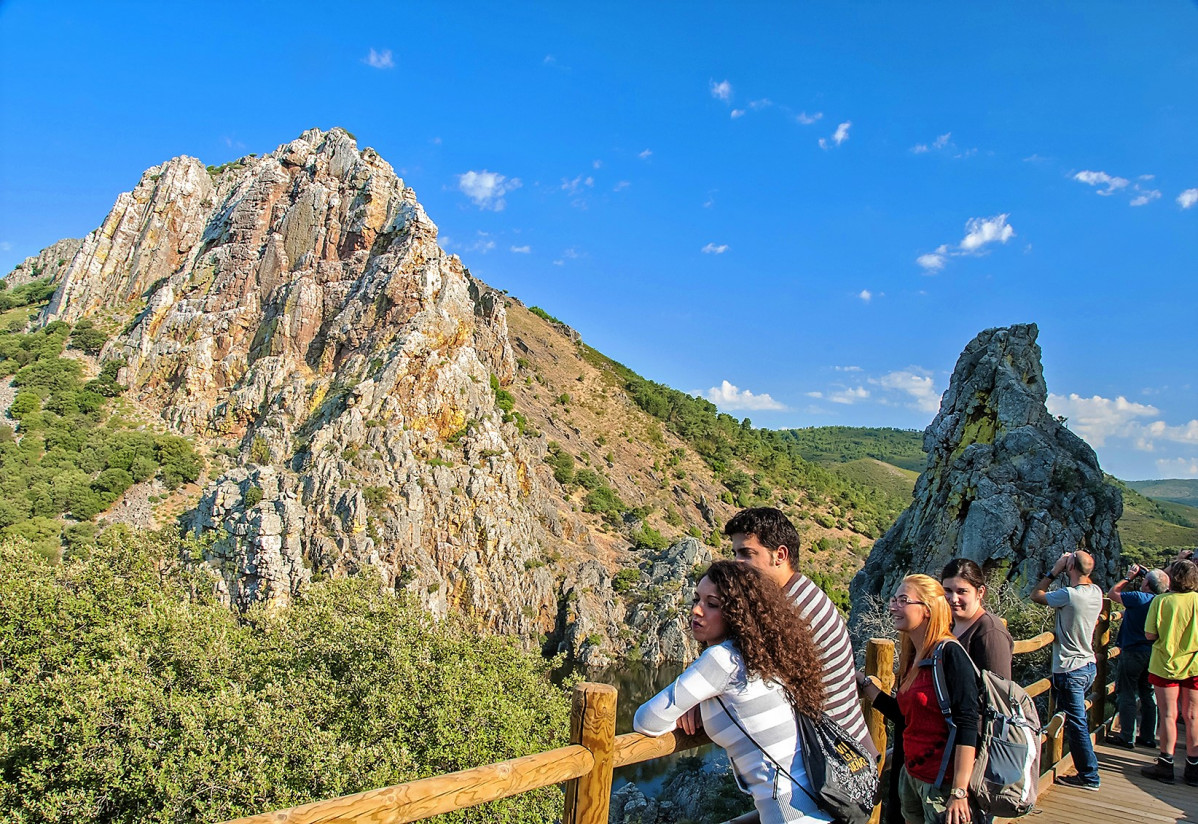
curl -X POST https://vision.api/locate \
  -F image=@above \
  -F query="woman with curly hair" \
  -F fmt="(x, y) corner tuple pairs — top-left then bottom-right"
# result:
(634, 560), (830, 823)
(857, 574), (979, 824)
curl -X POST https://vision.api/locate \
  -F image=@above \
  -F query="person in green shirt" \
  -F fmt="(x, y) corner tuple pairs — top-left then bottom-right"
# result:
(1141, 559), (1198, 786)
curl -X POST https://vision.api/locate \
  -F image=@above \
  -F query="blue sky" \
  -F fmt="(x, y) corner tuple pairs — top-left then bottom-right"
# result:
(2, 2), (1196, 480)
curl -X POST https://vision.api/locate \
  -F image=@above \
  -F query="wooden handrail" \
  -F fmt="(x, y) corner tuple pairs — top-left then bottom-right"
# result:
(218, 743), (595, 824)
(219, 598), (1125, 824)
(613, 728), (711, 768)
(1013, 631), (1054, 654)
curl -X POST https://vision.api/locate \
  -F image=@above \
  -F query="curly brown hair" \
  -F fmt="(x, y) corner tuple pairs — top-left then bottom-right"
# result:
(700, 560), (825, 718)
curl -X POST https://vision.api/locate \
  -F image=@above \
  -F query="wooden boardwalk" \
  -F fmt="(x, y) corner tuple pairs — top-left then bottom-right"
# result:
(1021, 740), (1198, 823)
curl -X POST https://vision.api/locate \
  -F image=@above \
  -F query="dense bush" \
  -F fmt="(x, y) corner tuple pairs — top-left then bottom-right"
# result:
(0, 277), (56, 311)
(0, 531), (572, 823)
(0, 323), (203, 558)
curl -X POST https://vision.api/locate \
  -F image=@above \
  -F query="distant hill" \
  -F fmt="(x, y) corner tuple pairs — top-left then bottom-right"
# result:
(1111, 478), (1198, 565)
(782, 426), (926, 472)
(829, 458), (917, 504)
(1126, 478), (1198, 509)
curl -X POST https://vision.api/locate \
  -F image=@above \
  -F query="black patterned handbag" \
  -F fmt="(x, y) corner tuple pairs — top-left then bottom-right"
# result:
(716, 696), (878, 824)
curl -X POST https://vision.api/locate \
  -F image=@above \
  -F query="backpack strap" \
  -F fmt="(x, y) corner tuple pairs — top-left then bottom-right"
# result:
(926, 639), (979, 787)
(713, 695), (822, 810)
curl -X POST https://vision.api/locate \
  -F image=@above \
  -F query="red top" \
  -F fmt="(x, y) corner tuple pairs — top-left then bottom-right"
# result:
(897, 667), (951, 784)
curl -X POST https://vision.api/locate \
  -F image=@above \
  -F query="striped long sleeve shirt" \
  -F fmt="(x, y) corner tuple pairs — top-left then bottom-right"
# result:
(634, 640), (832, 824)
(784, 572), (876, 757)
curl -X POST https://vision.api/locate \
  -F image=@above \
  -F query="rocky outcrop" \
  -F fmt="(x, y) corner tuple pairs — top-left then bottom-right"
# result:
(2, 238), (83, 289)
(849, 324), (1122, 633)
(555, 538), (709, 667)
(40, 128), (570, 636)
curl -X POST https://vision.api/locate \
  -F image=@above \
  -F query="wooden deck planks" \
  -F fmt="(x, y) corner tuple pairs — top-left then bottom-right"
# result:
(1017, 741), (1198, 824)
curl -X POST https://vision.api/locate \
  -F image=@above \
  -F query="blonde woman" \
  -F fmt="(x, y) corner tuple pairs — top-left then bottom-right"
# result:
(858, 575), (979, 824)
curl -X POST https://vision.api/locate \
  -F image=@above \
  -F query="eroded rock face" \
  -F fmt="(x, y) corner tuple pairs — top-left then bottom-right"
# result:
(849, 324), (1122, 635)
(44, 128), (565, 636)
(2, 238), (83, 289)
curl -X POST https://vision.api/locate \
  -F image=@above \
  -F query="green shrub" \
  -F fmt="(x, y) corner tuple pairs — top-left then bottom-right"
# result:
(612, 568), (640, 593)
(0, 532), (571, 823)
(243, 485), (264, 508)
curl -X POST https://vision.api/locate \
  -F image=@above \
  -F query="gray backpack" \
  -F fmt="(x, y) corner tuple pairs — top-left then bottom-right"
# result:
(929, 641), (1041, 818)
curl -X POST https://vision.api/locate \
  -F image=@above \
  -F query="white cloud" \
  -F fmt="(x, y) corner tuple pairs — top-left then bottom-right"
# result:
(918, 215), (1015, 271)
(543, 55), (556, 65)
(1178, 188), (1198, 209)
(959, 214), (1016, 252)
(710, 79), (733, 102)
(858, 290), (872, 302)
(0, 241), (12, 252)
(561, 174), (594, 195)
(875, 370), (941, 413)
(592, 159), (603, 169)
(638, 149), (652, 160)
(749, 98), (772, 110)
(916, 252), (946, 271)
(466, 232), (496, 254)
(1130, 189), (1162, 207)
(702, 380), (787, 411)
(1073, 170), (1130, 196)
(819, 121), (851, 150)
(911, 143), (929, 154)
(702, 243), (729, 255)
(1155, 457), (1198, 478)
(510, 245), (531, 254)
(731, 109), (746, 119)
(364, 49), (394, 69)
(796, 111), (823, 125)
(1046, 393), (1160, 447)
(613, 180), (631, 192)
(834, 365), (862, 372)
(458, 170), (522, 211)
(562, 248), (579, 259)
(933, 132), (951, 149)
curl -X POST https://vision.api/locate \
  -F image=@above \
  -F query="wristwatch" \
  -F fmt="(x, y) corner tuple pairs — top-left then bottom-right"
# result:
(948, 787), (968, 800)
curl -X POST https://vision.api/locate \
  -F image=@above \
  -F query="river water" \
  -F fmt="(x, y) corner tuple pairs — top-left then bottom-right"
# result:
(579, 660), (726, 796)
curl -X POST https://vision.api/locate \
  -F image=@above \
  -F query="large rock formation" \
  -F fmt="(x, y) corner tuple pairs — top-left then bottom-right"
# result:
(849, 324), (1122, 632)
(42, 128), (575, 636)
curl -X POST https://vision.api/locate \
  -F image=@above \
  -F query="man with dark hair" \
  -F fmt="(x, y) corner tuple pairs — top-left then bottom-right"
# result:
(1107, 564), (1170, 749)
(723, 506), (875, 756)
(1032, 550), (1103, 791)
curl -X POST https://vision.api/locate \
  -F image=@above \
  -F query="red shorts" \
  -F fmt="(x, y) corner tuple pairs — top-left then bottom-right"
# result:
(1149, 673), (1198, 690)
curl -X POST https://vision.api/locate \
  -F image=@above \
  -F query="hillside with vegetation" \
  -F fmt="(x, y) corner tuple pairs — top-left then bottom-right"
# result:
(1127, 478), (1198, 509)
(1113, 478), (1198, 566)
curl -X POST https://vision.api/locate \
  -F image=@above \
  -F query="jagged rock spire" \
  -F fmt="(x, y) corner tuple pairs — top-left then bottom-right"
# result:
(849, 323), (1122, 636)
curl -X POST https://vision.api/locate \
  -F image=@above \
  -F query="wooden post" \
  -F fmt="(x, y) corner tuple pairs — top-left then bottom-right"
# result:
(863, 639), (895, 824)
(562, 682), (617, 824)
(1091, 598), (1112, 732)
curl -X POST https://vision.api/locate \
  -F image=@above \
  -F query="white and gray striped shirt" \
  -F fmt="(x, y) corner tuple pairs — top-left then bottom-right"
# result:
(634, 641), (832, 824)
(784, 573), (875, 757)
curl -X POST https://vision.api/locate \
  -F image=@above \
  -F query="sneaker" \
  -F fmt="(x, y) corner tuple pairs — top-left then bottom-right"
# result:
(1056, 773), (1101, 791)
(1141, 758), (1176, 784)
(1185, 761), (1198, 787)
(1107, 734), (1136, 749)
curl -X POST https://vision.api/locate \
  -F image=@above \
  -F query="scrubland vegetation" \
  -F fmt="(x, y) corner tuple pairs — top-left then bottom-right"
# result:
(0, 531), (570, 823)
(0, 284), (203, 559)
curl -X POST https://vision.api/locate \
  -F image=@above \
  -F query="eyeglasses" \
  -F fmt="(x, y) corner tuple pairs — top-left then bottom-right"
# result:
(888, 595), (927, 608)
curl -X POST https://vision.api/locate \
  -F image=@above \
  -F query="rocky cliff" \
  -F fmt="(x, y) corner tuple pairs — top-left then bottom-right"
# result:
(3, 238), (83, 290)
(42, 128), (577, 637)
(849, 323), (1122, 633)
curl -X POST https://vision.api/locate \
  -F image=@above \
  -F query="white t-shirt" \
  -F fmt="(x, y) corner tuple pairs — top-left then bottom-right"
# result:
(1044, 583), (1103, 674)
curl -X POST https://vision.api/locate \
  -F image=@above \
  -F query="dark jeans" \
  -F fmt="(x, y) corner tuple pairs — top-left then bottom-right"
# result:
(1117, 644), (1156, 743)
(1053, 662), (1099, 785)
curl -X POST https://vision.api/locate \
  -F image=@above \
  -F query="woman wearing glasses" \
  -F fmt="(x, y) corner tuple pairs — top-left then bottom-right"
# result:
(858, 575), (979, 824)
(633, 560), (831, 824)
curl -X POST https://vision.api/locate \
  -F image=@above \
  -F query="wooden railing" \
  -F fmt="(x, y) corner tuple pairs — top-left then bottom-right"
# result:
(219, 599), (1122, 824)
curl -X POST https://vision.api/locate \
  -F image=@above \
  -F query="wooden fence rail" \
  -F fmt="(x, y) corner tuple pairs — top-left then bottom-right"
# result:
(219, 599), (1123, 824)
